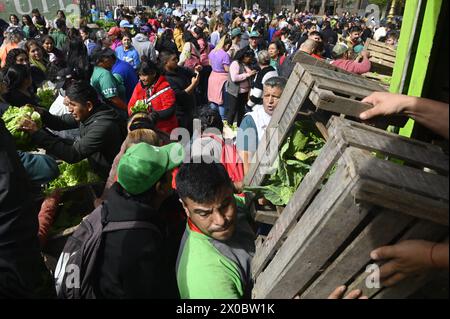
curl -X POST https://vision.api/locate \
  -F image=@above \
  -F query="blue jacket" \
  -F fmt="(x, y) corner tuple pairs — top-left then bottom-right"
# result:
(115, 46), (140, 70)
(112, 59), (139, 103)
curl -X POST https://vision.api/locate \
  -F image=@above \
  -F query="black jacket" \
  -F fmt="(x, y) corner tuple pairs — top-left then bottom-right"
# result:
(0, 119), (44, 298)
(31, 104), (126, 179)
(94, 184), (178, 299)
(164, 67), (196, 133)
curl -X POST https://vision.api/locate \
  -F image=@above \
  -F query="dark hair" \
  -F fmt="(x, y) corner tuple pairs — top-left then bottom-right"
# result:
(66, 37), (88, 62)
(55, 18), (65, 30)
(158, 50), (177, 70)
(9, 14), (19, 23)
(138, 57), (160, 77)
(3, 64), (32, 89)
(349, 26), (362, 34)
(199, 107), (223, 133)
(309, 31), (322, 39)
(56, 10), (66, 19)
(176, 162), (233, 203)
(40, 34), (55, 47)
(304, 22), (314, 30)
(269, 40), (287, 56)
(65, 81), (99, 106)
(183, 31), (200, 50)
(4, 48), (28, 69)
(234, 48), (255, 62)
(128, 111), (158, 131)
(122, 30), (133, 39)
(22, 15), (33, 26)
(91, 47), (116, 64)
(31, 9), (41, 15)
(67, 27), (80, 40)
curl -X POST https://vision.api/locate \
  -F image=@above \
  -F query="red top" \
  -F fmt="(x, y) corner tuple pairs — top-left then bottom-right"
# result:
(128, 75), (178, 134)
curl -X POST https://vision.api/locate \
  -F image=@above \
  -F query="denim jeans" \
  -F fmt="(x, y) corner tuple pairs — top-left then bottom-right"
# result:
(209, 102), (225, 119)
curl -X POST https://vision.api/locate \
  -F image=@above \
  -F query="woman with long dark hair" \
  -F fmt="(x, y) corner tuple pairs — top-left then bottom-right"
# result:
(128, 57), (178, 135)
(24, 39), (48, 89)
(21, 15), (38, 40)
(2, 64), (40, 106)
(40, 35), (65, 67)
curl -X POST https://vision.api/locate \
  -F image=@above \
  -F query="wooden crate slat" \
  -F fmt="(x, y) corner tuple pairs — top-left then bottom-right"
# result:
(369, 50), (397, 63)
(328, 117), (450, 174)
(365, 38), (397, 52)
(301, 63), (386, 93)
(292, 51), (354, 75)
(252, 166), (369, 299)
(299, 208), (414, 299)
(309, 88), (373, 117)
(369, 57), (395, 69)
(251, 137), (345, 279)
(345, 220), (448, 298)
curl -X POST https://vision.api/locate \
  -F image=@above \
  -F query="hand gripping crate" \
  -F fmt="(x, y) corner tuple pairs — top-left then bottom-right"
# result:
(251, 116), (449, 299)
(244, 62), (405, 190)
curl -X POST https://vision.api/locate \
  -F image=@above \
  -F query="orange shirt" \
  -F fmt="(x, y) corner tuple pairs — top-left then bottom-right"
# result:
(0, 42), (19, 67)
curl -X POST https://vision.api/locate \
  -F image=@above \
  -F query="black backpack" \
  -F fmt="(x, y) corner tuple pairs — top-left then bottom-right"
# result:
(54, 204), (160, 299)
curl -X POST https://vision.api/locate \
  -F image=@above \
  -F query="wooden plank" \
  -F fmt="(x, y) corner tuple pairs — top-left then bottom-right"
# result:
(299, 209), (414, 299)
(342, 149), (449, 225)
(309, 88), (373, 117)
(346, 219), (448, 298)
(366, 38), (397, 51)
(369, 57), (395, 69)
(328, 117), (449, 174)
(367, 43), (397, 57)
(252, 167), (369, 299)
(369, 50), (397, 63)
(301, 63), (386, 93)
(293, 51), (354, 75)
(251, 137), (344, 279)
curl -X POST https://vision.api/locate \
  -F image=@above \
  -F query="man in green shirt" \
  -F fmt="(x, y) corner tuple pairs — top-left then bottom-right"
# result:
(90, 50), (128, 118)
(176, 161), (255, 299)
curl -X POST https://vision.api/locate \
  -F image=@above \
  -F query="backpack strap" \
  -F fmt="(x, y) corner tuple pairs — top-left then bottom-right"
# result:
(103, 220), (159, 233)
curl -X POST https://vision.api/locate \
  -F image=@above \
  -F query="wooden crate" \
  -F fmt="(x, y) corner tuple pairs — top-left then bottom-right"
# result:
(251, 116), (449, 299)
(244, 62), (406, 191)
(363, 38), (397, 76)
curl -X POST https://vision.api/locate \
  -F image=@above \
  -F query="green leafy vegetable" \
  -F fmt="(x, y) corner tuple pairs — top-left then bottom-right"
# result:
(245, 121), (326, 206)
(45, 160), (102, 195)
(131, 100), (148, 114)
(37, 87), (57, 110)
(1, 105), (42, 150)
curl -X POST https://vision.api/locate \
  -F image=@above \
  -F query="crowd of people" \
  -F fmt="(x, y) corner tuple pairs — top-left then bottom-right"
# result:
(0, 3), (447, 299)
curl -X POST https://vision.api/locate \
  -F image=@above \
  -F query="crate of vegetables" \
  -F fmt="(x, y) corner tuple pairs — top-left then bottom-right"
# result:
(251, 116), (449, 299)
(244, 62), (407, 190)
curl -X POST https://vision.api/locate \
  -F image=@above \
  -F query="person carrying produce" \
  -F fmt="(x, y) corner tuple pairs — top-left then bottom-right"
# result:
(18, 81), (126, 180)
(236, 76), (287, 175)
(128, 57), (178, 135)
(176, 161), (255, 299)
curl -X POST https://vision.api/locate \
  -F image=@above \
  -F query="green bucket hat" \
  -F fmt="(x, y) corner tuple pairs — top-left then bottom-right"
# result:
(117, 142), (185, 195)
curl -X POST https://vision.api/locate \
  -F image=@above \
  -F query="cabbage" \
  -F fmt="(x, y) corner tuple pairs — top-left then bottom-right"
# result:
(1, 105), (42, 150)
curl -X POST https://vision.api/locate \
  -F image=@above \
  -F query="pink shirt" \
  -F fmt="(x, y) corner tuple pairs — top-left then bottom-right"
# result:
(229, 61), (251, 93)
(331, 57), (371, 75)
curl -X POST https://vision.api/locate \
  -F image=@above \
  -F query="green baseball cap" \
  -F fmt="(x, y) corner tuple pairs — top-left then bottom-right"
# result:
(249, 31), (260, 38)
(117, 142), (185, 195)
